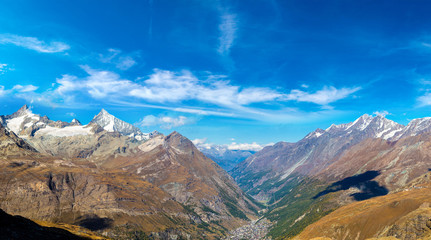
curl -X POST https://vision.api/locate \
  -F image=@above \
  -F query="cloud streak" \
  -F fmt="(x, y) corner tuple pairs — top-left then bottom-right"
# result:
(9, 66), (360, 122)
(99, 48), (137, 70)
(0, 34), (70, 53)
(217, 12), (238, 55)
(285, 86), (361, 106)
(0, 84), (39, 97)
(54, 66), (284, 108)
(139, 115), (192, 129)
(417, 92), (431, 107)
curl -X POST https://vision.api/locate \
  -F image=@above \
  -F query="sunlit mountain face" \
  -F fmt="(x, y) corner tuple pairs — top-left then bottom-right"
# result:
(3, 1), (431, 239)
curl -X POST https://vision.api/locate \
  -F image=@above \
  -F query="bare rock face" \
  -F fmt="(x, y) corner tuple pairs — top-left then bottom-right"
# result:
(0, 123), (37, 155)
(0, 156), (190, 239)
(28, 130), (140, 160)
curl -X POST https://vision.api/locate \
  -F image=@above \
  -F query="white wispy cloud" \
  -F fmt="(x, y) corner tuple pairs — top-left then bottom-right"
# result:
(285, 86), (361, 106)
(139, 115), (192, 129)
(13, 66), (360, 122)
(373, 110), (390, 117)
(116, 56), (136, 70)
(12, 84), (38, 92)
(0, 86), (8, 96)
(227, 142), (266, 151)
(0, 34), (70, 53)
(0, 63), (13, 74)
(99, 48), (137, 70)
(415, 72), (431, 107)
(0, 84), (39, 98)
(53, 66), (283, 108)
(417, 92), (431, 107)
(217, 12), (238, 55)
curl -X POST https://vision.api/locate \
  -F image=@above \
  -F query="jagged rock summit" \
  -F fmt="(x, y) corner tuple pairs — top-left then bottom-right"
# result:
(0, 105), (157, 141)
(89, 108), (154, 141)
(0, 105), (92, 137)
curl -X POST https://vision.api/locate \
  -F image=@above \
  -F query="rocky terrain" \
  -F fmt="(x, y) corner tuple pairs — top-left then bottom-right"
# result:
(0, 106), (260, 239)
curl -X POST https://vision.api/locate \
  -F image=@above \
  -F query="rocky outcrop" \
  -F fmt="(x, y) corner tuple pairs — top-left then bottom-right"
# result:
(0, 123), (37, 155)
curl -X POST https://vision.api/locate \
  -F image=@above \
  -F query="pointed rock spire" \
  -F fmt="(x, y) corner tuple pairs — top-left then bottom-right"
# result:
(70, 119), (82, 126)
(12, 104), (31, 117)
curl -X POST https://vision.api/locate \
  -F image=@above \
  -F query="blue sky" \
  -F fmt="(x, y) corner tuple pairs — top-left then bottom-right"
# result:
(1, 0), (431, 148)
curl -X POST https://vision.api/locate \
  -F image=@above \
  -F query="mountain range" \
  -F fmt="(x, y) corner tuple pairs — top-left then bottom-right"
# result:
(3, 106), (431, 239)
(0, 105), (260, 239)
(194, 143), (256, 171)
(231, 113), (431, 239)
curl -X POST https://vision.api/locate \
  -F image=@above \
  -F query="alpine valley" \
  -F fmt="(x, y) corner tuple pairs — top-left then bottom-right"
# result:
(3, 106), (431, 240)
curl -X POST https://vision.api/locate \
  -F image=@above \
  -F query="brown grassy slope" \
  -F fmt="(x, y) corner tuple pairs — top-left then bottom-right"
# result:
(294, 174), (431, 240)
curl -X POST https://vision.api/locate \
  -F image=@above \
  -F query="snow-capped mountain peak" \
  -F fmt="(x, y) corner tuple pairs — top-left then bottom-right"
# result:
(89, 109), (155, 141)
(70, 119), (82, 126)
(322, 114), (404, 140)
(304, 128), (325, 139)
(3, 105), (41, 135)
(389, 117), (431, 141)
(91, 109), (117, 132)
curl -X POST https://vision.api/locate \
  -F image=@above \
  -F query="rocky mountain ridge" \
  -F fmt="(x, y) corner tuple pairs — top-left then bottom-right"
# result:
(89, 108), (158, 141)
(0, 105), (157, 141)
(232, 114), (431, 201)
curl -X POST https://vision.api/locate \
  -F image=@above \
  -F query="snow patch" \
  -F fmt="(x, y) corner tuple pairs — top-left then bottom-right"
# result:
(35, 125), (93, 137)
(383, 128), (403, 140)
